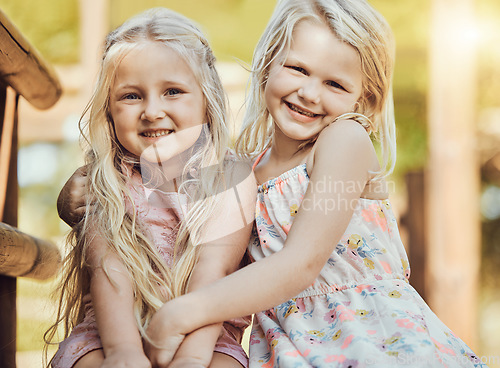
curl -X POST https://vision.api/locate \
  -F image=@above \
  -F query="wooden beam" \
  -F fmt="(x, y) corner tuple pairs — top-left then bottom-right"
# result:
(79, 0), (110, 94)
(405, 171), (426, 300)
(0, 222), (61, 280)
(0, 83), (18, 368)
(0, 9), (62, 110)
(426, 0), (480, 348)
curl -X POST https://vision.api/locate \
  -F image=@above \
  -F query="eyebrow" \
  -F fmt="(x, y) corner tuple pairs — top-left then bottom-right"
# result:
(113, 80), (190, 92)
(113, 84), (139, 91)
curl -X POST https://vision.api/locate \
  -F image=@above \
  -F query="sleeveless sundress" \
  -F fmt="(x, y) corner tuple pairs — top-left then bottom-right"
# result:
(52, 169), (250, 367)
(247, 156), (486, 368)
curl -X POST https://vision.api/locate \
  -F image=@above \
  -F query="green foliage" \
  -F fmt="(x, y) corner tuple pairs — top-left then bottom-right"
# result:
(477, 0), (500, 109)
(16, 277), (61, 352)
(0, 0), (79, 63)
(109, 0), (276, 63)
(0, 0), (432, 174)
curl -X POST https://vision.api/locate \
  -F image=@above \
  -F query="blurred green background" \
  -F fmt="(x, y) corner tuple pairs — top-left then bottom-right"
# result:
(3, 0), (498, 176)
(1, 0), (499, 366)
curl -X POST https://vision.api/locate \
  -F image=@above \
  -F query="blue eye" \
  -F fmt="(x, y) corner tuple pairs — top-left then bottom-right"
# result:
(165, 88), (183, 96)
(123, 93), (140, 100)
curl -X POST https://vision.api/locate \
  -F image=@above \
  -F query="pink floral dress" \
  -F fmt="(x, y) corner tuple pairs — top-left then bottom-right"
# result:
(248, 159), (486, 368)
(52, 169), (250, 367)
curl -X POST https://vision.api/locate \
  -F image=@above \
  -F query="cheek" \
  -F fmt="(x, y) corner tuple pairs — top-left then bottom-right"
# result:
(265, 69), (286, 94)
(264, 76), (283, 109)
(265, 69), (299, 108)
(109, 104), (130, 128)
(112, 115), (136, 147)
(180, 97), (206, 127)
(113, 124), (129, 148)
(324, 95), (354, 116)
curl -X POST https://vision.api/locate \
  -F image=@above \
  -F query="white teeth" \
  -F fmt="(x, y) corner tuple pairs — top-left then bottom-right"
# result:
(142, 130), (172, 138)
(287, 102), (316, 117)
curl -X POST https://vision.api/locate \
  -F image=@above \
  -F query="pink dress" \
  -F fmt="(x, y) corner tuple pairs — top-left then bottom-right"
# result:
(247, 153), (486, 367)
(52, 170), (250, 367)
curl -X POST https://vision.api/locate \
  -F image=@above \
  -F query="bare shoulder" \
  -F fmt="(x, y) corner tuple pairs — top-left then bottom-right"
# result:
(308, 119), (375, 174)
(317, 119), (372, 149)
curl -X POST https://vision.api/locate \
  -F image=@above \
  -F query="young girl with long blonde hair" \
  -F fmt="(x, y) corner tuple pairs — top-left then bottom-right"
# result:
(45, 8), (255, 368)
(141, 0), (487, 367)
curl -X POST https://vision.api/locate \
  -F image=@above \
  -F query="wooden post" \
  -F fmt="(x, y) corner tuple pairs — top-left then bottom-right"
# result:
(427, 0), (480, 347)
(405, 171), (426, 300)
(0, 83), (19, 368)
(79, 0), (110, 94)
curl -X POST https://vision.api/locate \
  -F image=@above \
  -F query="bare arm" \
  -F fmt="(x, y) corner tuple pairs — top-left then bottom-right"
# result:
(87, 230), (151, 368)
(146, 161), (257, 367)
(146, 120), (377, 363)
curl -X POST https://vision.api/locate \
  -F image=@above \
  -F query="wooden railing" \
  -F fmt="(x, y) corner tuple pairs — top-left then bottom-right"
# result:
(0, 8), (62, 368)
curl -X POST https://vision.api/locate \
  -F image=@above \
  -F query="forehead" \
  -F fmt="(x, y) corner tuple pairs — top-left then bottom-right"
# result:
(111, 41), (199, 85)
(287, 20), (360, 67)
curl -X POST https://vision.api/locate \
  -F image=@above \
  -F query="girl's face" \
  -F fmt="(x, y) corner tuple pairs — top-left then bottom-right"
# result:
(109, 41), (206, 163)
(264, 20), (363, 144)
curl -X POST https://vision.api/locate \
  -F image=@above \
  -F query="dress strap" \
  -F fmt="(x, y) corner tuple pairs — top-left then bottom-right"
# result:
(252, 148), (269, 171)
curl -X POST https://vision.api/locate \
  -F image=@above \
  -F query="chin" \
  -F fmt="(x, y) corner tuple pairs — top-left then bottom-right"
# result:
(282, 128), (319, 143)
(140, 150), (180, 165)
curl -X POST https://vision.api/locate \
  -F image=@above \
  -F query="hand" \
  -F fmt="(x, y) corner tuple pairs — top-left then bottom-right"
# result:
(168, 357), (207, 368)
(57, 165), (93, 226)
(144, 302), (187, 368)
(166, 324), (224, 368)
(101, 346), (151, 368)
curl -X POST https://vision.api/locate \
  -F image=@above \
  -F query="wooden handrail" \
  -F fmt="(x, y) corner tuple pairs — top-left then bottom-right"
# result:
(0, 222), (61, 280)
(0, 9), (62, 110)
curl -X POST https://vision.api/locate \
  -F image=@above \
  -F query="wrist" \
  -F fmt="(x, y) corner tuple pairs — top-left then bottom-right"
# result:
(104, 341), (144, 356)
(167, 294), (207, 333)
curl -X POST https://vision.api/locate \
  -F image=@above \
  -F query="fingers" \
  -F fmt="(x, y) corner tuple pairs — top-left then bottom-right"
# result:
(145, 347), (175, 368)
(168, 362), (205, 368)
(145, 334), (186, 368)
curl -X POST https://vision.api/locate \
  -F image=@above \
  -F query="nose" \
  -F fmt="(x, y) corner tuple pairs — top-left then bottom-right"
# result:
(298, 79), (321, 104)
(141, 96), (167, 122)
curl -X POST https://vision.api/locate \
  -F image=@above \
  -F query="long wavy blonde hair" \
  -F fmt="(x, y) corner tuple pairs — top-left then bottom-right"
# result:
(45, 7), (230, 364)
(234, 0), (396, 177)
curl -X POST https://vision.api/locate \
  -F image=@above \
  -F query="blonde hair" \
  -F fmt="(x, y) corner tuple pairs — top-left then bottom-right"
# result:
(234, 0), (396, 177)
(45, 7), (229, 363)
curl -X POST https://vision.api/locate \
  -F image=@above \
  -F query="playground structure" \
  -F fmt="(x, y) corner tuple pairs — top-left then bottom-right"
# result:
(0, 9), (62, 368)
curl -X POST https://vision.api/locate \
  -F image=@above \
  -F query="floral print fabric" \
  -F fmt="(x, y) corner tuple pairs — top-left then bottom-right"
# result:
(248, 163), (486, 368)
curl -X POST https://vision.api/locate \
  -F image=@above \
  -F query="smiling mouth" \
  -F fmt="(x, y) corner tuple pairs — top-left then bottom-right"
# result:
(284, 101), (319, 118)
(141, 130), (173, 138)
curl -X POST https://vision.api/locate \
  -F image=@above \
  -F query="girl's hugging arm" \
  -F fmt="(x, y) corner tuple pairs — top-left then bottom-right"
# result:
(145, 119), (378, 364)
(57, 165), (94, 227)
(86, 228), (152, 368)
(146, 160), (257, 368)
